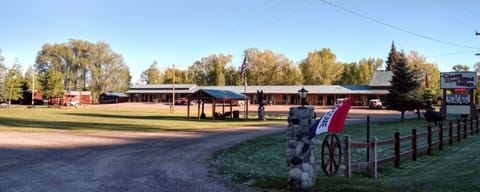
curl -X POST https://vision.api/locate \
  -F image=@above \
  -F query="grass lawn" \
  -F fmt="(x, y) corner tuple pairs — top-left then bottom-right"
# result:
(212, 118), (480, 191)
(0, 106), (284, 132)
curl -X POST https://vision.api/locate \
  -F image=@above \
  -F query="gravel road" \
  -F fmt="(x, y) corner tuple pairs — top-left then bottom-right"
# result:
(0, 108), (416, 192)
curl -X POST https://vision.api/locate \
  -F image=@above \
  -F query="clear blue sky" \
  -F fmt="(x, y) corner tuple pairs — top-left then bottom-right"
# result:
(1, 0), (480, 83)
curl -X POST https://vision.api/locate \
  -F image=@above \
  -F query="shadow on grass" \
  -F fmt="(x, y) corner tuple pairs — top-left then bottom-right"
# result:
(64, 112), (189, 121)
(0, 116), (195, 132)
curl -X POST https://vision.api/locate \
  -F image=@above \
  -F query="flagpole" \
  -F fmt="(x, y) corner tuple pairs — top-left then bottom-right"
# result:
(244, 68), (248, 120)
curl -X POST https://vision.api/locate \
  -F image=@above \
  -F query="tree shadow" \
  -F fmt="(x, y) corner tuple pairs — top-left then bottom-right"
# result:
(0, 116), (196, 132)
(64, 113), (188, 121)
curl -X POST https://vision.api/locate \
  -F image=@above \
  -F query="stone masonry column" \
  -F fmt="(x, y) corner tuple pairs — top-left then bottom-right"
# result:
(286, 106), (316, 189)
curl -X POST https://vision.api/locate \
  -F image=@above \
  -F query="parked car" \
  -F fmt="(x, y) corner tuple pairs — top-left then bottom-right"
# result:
(175, 97), (190, 105)
(369, 99), (382, 109)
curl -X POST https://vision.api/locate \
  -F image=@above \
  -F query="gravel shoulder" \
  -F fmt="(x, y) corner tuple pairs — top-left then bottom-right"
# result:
(0, 105), (416, 192)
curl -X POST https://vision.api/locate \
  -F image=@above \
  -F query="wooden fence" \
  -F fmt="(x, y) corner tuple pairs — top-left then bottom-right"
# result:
(343, 117), (479, 179)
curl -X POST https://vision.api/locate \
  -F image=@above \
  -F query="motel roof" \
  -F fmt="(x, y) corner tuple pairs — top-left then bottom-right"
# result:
(126, 84), (388, 95)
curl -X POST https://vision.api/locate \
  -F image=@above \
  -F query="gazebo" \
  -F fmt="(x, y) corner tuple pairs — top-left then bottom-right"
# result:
(186, 89), (248, 120)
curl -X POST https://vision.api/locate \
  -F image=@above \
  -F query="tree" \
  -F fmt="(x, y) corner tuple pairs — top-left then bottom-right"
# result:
(23, 65), (42, 92)
(452, 64), (470, 72)
(385, 51), (422, 121)
(163, 66), (190, 84)
(474, 62), (480, 103)
(299, 48), (343, 85)
(385, 41), (400, 71)
(190, 54), (232, 86)
(245, 48), (302, 85)
(407, 51), (441, 106)
(336, 62), (359, 85)
(36, 40), (131, 103)
(89, 42), (131, 102)
(0, 49), (6, 102)
(40, 67), (65, 102)
(141, 60), (163, 84)
(4, 59), (24, 105)
(358, 58), (383, 85)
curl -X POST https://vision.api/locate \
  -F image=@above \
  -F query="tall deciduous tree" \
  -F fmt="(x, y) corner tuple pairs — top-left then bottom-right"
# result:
(358, 58), (383, 85)
(336, 62), (359, 85)
(36, 40), (131, 103)
(190, 54), (232, 86)
(5, 59), (24, 105)
(141, 60), (162, 84)
(299, 48), (343, 85)
(163, 66), (190, 84)
(245, 48), (302, 85)
(385, 51), (422, 121)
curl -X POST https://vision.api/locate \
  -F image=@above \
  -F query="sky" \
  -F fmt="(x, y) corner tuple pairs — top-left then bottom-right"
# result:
(1, 0), (480, 83)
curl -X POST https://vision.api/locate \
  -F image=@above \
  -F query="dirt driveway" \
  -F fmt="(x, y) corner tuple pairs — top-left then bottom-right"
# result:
(0, 105), (416, 192)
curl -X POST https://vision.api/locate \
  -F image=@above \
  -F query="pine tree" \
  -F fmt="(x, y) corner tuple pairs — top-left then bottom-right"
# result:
(385, 41), (400, 71)
(385, 51), (422, 121)
(5, 59), (24, 105)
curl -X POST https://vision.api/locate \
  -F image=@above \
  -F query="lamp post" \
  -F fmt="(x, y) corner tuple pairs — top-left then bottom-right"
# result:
(298, 87), (308, 107)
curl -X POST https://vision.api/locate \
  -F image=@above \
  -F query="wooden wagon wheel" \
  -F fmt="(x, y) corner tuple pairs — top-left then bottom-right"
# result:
(321, 133), (342, 177)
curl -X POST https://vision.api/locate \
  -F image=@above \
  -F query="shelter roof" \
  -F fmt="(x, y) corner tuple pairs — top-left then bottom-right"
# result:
(187, 89), (248, 100)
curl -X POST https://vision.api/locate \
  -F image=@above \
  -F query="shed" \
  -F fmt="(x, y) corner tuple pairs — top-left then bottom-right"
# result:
(99, 93), (129, 104)
(186, 89), (248, 120)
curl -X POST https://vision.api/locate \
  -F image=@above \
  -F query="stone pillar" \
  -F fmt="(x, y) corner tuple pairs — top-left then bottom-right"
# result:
(287, 107), (315, 189)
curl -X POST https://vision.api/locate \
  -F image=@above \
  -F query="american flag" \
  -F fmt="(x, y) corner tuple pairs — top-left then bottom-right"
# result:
(239, 56), (247, 79)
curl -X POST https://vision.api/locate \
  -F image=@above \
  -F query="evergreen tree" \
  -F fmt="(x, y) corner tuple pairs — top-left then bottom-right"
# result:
(385, 41), (400, 71)
(385, 51), (422, 121)
(0, 49), (6, 102)
(5, 59), (24, 105)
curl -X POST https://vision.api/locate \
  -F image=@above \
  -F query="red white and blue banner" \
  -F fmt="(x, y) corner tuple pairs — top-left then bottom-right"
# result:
(309, 98), (355, 139)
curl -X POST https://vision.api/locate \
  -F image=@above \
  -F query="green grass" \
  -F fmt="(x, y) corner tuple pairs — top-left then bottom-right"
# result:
(212, 118), (480, 191)
(0, 106), (284, 132)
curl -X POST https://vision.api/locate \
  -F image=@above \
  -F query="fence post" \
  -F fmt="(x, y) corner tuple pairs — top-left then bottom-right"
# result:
(412, 128), (417, 161)
(370, 136), (378, 180)
(427, 124), (432, 155)
(463, 118), (468, 139)
(344, 135), (351, 178)
(470, 118), (474, 135)
(394, 131), (400, 168)
(366, 115), (370, 163)
(448, 121), (453, 146)
(439, 121), (444, 151)
(457, 119), (461, 142)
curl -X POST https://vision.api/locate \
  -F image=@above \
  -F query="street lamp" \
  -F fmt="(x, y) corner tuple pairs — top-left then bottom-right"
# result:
(298, 87), (308, 107)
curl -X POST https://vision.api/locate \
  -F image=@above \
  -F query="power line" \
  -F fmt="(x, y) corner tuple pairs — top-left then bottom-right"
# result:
(426, 50), (480, 58)
(319, 0), (480, 49)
